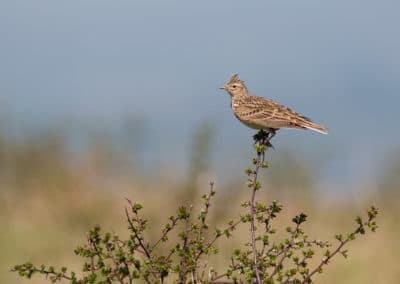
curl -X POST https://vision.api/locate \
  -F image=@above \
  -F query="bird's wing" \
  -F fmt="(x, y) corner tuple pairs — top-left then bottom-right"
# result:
(236, 96), (310, 128)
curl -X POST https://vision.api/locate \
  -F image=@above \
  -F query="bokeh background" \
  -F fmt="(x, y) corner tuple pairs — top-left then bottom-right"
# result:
(1, 1), (399, 283)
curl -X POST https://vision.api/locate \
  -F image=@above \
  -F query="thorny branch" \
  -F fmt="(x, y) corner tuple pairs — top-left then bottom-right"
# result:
(248, 129), (276, 283)
(125, 199), (159, 280)
(302, 206), (378, 283)
(198, 182), (215, 239)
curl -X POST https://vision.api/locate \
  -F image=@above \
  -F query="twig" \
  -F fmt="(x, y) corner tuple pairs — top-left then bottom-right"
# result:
(120, 253), (133, 283)
(87, 236), (96, 275)
(198, 181), (215, 239)
(152, 216), (179, 250)
(180, 205), (193, 283)
(195, 219), (242, 261)
(249, 130), (274, 283)
(105, 243), (125, 284)
(10, 267), (72, 281)
(117, 238), (147, 255)
(125, 199), (158, 281)
(269, 223), (300, 279)
(125, 202), (152, 259)
(302, 215), (374, 284)
(211, 265), (242, 282)
(89, 235), (113, 284)
(302, 240), (347, 283)
(250, 183), (261, 283)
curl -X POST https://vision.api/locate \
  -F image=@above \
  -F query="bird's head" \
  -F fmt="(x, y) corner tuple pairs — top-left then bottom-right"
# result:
(220, 74), (248, 97)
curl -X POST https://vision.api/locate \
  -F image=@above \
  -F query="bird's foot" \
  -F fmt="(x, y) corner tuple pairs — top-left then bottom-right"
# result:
(253, 129), (276, 149)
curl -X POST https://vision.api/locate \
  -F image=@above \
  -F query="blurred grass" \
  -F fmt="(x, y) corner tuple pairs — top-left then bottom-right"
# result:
(1, 126), (399, 283)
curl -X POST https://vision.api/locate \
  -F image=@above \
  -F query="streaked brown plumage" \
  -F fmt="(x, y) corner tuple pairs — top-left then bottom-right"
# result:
(220, 74), (328, 134)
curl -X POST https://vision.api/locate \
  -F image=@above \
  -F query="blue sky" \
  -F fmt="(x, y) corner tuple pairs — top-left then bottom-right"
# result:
(1, 1), (399, 189)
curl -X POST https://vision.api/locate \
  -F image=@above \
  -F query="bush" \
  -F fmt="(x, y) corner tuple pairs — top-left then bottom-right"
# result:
(12, 130), (378, 283)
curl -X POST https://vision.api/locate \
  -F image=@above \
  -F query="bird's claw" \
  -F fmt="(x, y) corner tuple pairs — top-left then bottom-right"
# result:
(253, 129), (276, 149)
(266, 141), (275, 150)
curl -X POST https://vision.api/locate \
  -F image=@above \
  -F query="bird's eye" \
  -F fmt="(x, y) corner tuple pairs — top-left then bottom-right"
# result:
(232, 85), (237, 89)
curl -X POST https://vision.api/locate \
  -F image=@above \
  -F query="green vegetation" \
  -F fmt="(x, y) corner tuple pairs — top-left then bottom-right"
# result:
(10, 130), (379, 283)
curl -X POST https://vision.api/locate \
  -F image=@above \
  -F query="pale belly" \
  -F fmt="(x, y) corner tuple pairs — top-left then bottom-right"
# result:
(233, 112), (269, 130)
(240, 119), (264, 130)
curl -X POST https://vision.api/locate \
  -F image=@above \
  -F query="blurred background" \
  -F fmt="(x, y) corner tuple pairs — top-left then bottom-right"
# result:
(1, 1), (399, 283)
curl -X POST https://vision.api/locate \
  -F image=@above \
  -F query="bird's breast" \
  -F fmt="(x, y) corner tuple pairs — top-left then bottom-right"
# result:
(231, 98), (240, 111)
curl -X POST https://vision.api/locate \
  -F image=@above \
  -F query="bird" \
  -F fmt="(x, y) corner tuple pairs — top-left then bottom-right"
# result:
(220, 74), (328, 136)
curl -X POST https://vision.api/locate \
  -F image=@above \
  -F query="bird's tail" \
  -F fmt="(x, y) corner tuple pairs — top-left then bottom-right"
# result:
(304, 121), (328, 135)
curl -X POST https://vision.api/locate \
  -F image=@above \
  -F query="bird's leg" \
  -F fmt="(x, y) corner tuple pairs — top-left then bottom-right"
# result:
(253, 129), (276, 149)
(253, 129), (276, 163)
(253, 129), (269, 145)
(268, 129), (276, 141)
(264, 129), (276, 149)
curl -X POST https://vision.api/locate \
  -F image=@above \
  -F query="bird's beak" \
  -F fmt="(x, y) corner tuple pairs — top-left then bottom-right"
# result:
(220, 85), (227, 90)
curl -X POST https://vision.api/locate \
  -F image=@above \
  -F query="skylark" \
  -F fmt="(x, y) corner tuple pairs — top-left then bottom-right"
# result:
(220, 74), (328, 136)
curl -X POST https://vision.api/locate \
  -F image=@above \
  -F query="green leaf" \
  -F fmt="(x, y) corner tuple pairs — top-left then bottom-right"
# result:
(292, 213), (307, 225)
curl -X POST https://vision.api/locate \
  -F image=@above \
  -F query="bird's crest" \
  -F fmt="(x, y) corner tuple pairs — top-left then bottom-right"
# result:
(228, 74), (244, 85)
